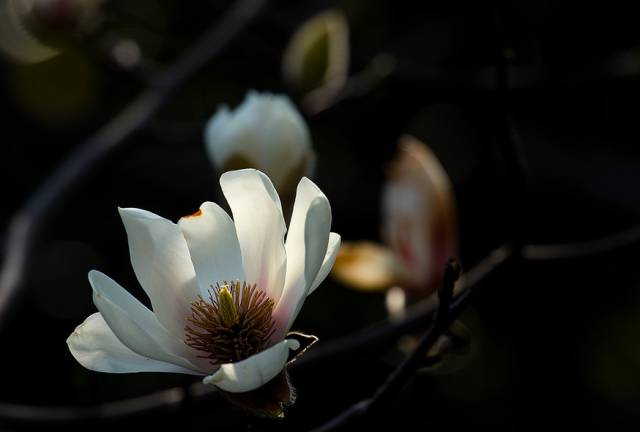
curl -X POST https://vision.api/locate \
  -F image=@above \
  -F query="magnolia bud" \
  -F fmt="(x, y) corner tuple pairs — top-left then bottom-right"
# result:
(332, 241), (397, 291)
(382, 135), (458, 294)
(204, 91), (315, 198)
(282, 9), (349, 113)
(332, 137), (457, 301)
(0, 0), (102, 63)
(29, 0), (103, 33)
(0, 0), (60, 63)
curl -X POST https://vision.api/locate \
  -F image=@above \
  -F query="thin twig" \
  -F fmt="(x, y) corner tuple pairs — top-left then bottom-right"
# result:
(0, 2), (638, 428)
(310, 261), (463, 432)
(325, 225), (640, 430)
(303, 53), (396, 115)
(522, 224), (640, 260)
(0, 246), (513, 424)
(2, 225), (639, 425)
(0, 0), (266, 331)
(368, 260), (460, 407)
(0, 388), (186, 423)
(297, 244), (514, 367)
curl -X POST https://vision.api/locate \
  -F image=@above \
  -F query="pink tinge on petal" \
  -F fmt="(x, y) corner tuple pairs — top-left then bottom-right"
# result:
(256, 261), (271, 297)
(396, 218), (419, 271)
(270, 296), (295, 343)
(219, 169), (287, 303)
(382, 136), (458, 294)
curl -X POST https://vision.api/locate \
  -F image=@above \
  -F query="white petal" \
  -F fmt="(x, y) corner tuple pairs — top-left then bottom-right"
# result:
(253, 95), (311, 189)
(178, 202), (244, 294)
(219, 169), (287, 302)
(202, 339), (300, 393)
(301, 197), (331, 288)
(67, 313), (202, 375)
(273, 178), (331, 336)
(204, 105), (232, 169)
(206, 93), (313, 192)
(308, 232), (341, 295)
(119, 207), (200, 339)
(89, 270), (208, 373)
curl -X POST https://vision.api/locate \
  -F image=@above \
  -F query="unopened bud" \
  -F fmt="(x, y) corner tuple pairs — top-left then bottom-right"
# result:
(382, 135), (458, 295)
(205, 91), (315, 198)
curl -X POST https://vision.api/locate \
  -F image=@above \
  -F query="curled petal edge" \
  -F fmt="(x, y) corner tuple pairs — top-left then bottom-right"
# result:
(203, 339), (300, 393)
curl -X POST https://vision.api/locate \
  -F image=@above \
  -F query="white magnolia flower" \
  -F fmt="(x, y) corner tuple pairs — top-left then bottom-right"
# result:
(67, 169), (340, 395)
(204, 91), (314, 195)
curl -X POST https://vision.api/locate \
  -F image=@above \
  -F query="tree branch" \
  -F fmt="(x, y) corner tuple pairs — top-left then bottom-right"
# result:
(309, 261), (463, 431)
(0, 388), (186, 423)
(0, 0), (267, 331)
(2, 223), (640, 425)
(0, 246), (513, 424)
(521, 225), (640, 260)
(0, 1), (639, 428)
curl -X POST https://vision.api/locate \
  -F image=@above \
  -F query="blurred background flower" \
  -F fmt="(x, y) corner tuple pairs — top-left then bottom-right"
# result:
(282, 8), (349, 114)
(0, 0), (103, 63)
(0, 0), (60, 63)
(2, 2), (640, 431)
(205, 91), (315, 210)
(333, 136), (457, 304)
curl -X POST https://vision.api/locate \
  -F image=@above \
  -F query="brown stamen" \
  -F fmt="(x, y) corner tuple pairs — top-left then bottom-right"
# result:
(185, 281), (276, 364)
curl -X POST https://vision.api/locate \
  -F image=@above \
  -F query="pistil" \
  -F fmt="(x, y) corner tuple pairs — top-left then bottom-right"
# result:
(185, 281), (276, 364)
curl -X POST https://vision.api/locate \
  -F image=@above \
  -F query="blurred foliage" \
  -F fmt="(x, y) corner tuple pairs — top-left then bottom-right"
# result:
(9, 49), (99, 123)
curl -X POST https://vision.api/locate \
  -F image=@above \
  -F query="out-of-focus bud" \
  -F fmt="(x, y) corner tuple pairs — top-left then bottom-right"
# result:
(282, 9), (349, 113)
(333, 136), (457, 302)
(0, 0), (59, 63)
(29, 0), (102, 33)
(111, 38), (141, 69)
(332, 241), (397, 291)
(204, 91), (315, 199)
(0, 0), (102, 63)
(385, 286), (406, 321)
(382, 135), (457, 296)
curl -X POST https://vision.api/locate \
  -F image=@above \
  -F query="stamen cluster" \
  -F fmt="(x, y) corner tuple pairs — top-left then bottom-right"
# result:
(185, 281), (276, 364)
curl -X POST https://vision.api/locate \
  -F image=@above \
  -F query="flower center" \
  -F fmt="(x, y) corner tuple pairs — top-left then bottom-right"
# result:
(185, 281), (276, 364)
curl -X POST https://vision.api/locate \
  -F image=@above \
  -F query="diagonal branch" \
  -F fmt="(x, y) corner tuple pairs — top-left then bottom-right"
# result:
(0, 0), (267, 331)
(3, 226), (640, 425)
(0, 387), (187, 423)
(521, 225), (640, 260)
(309, 260), (462, 432)
(0, 246), (513, 424)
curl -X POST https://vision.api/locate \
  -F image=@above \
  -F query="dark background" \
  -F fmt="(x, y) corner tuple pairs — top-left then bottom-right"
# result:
(2, 1), (640, 430)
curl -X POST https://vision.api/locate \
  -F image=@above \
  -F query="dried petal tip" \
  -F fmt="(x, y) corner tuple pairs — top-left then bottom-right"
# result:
(285, 331), (319, 363)
(185, 208), (202, 218)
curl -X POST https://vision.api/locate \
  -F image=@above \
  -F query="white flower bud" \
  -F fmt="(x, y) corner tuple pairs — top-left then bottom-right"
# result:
(204, 91), (315, 195)
(382, 135), (458, 293)
(332, 136), (457, 298)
